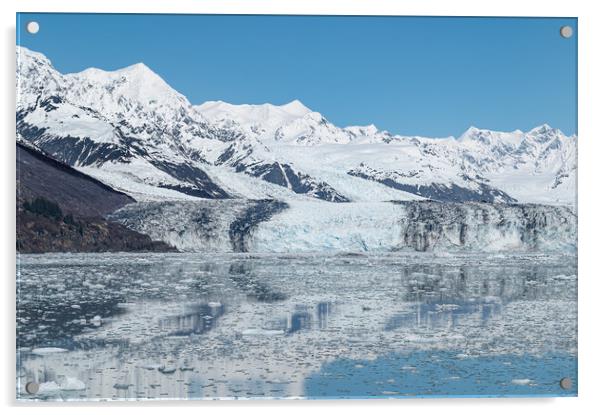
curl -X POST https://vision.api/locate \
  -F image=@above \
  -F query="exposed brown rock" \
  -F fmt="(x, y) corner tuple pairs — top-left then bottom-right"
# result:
(16, 142), (176, 253)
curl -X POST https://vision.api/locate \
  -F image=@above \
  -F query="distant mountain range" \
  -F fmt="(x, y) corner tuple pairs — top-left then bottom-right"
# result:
(16, 46), (576, 206)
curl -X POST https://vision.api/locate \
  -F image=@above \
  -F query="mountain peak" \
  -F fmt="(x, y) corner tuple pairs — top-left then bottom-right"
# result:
(69, 60), (166, 89)
(529, 124), (556, 135)
(17, 45), (51, 64)
(458, 126), (529, 149)
(121, 62), (154, 75)
(195, 99), (314, 132)
(17, 46), (66, 110)
(458, 126), (487, 141)
(17, 46), (56, 74)
(347, 124), (379, 134)
(281, 99), (311, 115)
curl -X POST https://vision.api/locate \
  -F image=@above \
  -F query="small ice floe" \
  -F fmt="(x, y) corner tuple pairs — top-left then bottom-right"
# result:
(180, 366), (194, 372)
(31, 347), (68, 355)
(511, 378), (533, 386)
(91, 315), (102, 326)
(158, 366), (177, 374)
(60, 377), (86, 391)
(113, 383), (130, 390)
(354, 364), (364, 369)
(381, 390), (400, 395)
(208, 301), (222, 308)
(37, 381), (61, 394)
(70, 304), (81, 309)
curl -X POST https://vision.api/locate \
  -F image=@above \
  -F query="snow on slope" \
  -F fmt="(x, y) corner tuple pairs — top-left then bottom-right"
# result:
(16, 46), (577, 206)
(196, 99), (353, 145)
(454, 124), (577, 204)
(197, 99), (312, 136)
(19, 97), (120, 144)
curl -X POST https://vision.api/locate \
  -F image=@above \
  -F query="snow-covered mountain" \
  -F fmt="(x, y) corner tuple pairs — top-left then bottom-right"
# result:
(16, 46), (577, 206)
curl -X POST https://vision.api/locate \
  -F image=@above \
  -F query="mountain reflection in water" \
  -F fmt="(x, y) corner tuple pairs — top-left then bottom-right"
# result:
(17, 252), (576, 400)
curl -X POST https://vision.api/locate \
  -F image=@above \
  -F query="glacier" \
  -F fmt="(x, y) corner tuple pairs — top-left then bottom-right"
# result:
(109, 199), (287, 252)
(110, 200), (576, 253)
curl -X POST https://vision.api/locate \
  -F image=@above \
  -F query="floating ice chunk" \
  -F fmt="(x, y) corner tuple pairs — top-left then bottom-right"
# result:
(38, 381), (61, 394)
(511, 379), (533, 385)
(60, 377), (86, 391)
(159, 366), (177, 374)
(208, 301), (222, 308)
(31, 347), (68, 355)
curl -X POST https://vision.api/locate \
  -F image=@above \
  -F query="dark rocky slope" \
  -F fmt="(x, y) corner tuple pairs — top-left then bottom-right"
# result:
(17, 142), (175, 253)
(17, 141), (134, 217)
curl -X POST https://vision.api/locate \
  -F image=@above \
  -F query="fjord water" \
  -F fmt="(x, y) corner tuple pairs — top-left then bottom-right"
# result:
(17, 252), (577, 400)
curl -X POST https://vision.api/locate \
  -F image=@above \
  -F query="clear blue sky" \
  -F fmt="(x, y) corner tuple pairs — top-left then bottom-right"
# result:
(17, 13), (577, 137)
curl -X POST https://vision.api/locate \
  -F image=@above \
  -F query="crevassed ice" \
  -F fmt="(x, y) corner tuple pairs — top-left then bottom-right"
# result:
(111, 200), (576, 253)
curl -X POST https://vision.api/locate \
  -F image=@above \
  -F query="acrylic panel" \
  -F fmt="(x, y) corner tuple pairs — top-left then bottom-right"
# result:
(16, 13), (578, 400)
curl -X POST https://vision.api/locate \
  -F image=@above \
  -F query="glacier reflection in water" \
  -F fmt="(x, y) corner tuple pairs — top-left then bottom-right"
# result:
(16, 252), (577, 400)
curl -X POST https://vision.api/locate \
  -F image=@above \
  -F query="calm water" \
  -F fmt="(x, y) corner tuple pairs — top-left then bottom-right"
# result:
(16, 252), (577, 400)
